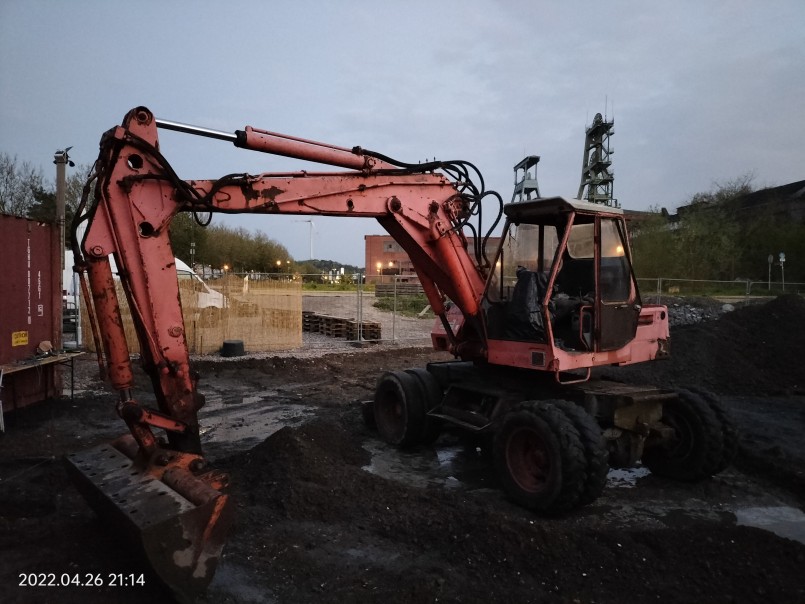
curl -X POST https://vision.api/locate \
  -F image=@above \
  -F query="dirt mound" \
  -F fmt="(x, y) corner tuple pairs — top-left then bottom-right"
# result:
(605, 295), (805, 395)
(214, 414), (805, 604)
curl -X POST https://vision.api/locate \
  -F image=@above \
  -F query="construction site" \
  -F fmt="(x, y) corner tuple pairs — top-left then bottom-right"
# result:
(2, 298), (805, 603)
(1, 107), (804, 604)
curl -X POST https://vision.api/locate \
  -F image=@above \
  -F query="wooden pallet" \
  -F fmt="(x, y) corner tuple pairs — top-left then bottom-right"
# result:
(302, 311), (316, 332)
(319, 315), (349, 338)
(345, 320), (382, 341)
(303, 312), (382, 340)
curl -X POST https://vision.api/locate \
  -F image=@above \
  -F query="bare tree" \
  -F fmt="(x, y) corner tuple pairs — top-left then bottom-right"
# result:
(0, 152), (46, 216)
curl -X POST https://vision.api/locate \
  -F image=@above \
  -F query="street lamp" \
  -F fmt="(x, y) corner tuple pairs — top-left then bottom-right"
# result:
(376, 262), (382, 283)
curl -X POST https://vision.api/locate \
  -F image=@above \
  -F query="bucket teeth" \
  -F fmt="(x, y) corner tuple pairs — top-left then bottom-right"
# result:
(65, 441), (233, 603)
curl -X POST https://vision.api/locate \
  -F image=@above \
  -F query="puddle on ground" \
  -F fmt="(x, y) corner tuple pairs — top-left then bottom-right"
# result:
(735, 506), (805, 545)
(607, 466), (651, 488)
(362, 440), (495, 491)
(206, 560), (275, 603)
(198, 390), (315, 457)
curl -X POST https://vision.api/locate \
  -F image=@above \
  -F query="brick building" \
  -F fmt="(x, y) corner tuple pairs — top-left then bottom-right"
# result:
(364, 235), (501, 284)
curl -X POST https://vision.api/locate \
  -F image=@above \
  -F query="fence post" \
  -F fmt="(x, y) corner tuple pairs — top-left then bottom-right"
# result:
(357, 274), (363, 342)
(657, 278), (662, 305)
(392, 276), (397, 342)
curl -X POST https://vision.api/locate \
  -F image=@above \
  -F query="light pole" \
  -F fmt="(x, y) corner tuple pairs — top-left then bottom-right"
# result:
(53, 148), (74, 269)
(376, 262), (382, 284)
(779, 252), (786, 292)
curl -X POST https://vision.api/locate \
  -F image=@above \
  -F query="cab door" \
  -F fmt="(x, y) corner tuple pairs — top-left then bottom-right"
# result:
(596, 218), (640, 351)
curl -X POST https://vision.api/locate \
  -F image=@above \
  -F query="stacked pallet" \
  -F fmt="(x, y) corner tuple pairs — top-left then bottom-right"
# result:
(319, 315), (349, 338)
(302, 311), (382, 341)
(345, 320), (382, 341)
(302, 311), (317, 332)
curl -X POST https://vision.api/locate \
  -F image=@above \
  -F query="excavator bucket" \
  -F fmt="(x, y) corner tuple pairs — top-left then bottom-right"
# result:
(64, 435), (233, 603)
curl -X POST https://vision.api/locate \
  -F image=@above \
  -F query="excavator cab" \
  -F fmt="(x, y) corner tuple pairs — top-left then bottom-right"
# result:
(483, 197), (644, 377)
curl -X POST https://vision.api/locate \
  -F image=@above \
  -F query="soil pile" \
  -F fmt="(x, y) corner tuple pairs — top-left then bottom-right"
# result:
(607, 294), (805, 395)
(215, 413), (805, 604)
(3, 299), (805, 604)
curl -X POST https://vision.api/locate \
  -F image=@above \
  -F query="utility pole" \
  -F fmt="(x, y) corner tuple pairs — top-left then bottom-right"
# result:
(53, 147), (74, 351)
(53, 147), (73, 269)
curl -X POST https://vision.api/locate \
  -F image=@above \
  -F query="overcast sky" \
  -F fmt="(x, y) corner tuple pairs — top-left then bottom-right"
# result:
(2, 1), (803, 267)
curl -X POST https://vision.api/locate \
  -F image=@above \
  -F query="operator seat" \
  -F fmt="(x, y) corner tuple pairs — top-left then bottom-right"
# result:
(505, 266), (551, 341)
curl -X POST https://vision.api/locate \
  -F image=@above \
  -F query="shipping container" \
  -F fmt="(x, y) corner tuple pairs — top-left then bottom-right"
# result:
(0, 213), (63, 414)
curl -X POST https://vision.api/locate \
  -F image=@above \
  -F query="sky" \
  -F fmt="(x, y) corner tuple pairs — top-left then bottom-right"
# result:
(2, 1), (803, 267)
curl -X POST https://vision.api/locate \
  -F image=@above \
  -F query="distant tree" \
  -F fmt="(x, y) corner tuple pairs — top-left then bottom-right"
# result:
(732, 188), (805, 283)
(169, 213), (210, 268)
(65, 163), (92, 217)
(26, 186), (78, 225)
(187, 223), (290, 273)
(687, 174), (754, 208)
(630, 208), (679, 278)
(675, 200), (740, 280)
(0, 152), (45, 216)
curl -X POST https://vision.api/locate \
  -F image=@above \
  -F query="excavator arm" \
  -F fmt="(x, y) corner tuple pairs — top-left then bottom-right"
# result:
(81, 106), (489, 448)
(68, 106), (494, 601)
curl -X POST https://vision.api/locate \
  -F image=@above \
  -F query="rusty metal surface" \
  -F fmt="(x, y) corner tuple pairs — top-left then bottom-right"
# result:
(0, 215), (59, 364)
(0, 214), (61, 409)
(65, 442), (233, 603)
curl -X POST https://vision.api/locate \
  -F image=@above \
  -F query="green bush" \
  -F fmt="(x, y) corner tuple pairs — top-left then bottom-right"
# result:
(373, 294), (433, 317)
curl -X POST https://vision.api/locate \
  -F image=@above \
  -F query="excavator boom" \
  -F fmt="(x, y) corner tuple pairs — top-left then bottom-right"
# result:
(67, 106), (493, 601)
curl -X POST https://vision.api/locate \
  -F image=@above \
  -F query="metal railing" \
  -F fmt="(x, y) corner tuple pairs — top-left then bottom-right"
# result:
(637, 277), (804, 304)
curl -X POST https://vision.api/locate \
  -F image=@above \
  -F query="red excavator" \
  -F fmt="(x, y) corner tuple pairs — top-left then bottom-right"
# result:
(66, 107), (735, 602)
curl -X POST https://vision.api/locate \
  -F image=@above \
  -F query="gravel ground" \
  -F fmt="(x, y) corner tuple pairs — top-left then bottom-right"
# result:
(2, 295), (804, 604)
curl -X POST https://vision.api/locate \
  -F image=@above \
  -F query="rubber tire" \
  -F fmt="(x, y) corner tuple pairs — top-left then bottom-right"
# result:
(373, 371), (426, 447)
(493, 401), (586, 514)
(404, 368), (443, 444)
(551, 400), (609, 506)
(686, 387), (739, 473)
(642, 389), (724, 481)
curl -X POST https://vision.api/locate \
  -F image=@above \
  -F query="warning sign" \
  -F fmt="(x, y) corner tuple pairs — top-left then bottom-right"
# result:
(12, 331), (29, 346)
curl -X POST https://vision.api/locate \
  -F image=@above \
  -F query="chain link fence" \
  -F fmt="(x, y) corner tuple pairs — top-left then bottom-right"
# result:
(73, 274), (437, 355)
(637, 277), (804, 304)
(68, 272), (803, 356)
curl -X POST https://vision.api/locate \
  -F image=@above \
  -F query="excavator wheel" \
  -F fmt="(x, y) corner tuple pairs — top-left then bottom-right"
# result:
(550, 400), (609, 506)
(373, 370), (426, 447)
(493, 400), (586, 514)
(404, 368), (443, 444)
(642, 389), (724, 481)
(685, 387), (740, 473)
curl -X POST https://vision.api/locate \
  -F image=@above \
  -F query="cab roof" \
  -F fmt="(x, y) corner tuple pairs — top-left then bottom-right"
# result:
(503, 196), (623, 223)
